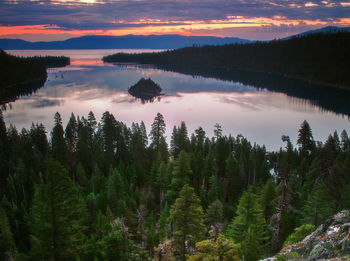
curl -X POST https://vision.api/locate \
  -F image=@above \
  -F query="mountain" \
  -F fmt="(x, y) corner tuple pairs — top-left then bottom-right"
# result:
(282, 26), (350, 40)
(0, 34), (250, 50)
(263, 210), (350, 260)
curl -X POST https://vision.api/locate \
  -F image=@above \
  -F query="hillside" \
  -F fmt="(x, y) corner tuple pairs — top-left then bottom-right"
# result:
(0, 34), (250, 50)
(103, 32), (350, 88)
(264, 210), (350, 260)
(0, 50), (70, 104)
(0, 50), (47, 89)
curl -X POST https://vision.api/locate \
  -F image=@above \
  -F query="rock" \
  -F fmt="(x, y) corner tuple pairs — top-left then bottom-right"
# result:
(262, 210), (350, 261)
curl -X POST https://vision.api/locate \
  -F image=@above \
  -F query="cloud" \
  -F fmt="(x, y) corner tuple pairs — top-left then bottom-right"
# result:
(0, 0), (349, 40)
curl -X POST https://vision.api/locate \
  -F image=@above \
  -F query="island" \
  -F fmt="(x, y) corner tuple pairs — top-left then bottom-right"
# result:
(128, 78), (162, 102)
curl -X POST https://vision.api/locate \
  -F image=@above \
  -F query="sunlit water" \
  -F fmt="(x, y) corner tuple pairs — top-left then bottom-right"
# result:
(3, 49), (350, 151)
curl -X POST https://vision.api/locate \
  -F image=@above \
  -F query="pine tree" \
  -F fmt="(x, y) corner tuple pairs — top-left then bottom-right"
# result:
(0, 207), (16, 261)
(76, 162), (87, 188)
(302, 180), (334, 226)
(259, 179), (277, 222)
(214, 123), (222, 139)
(205, 199), (224, 234)
(297, 120), (314, 156)
(170, 184), (205, 261)
(51, 112), (68, 167)
(150, 112), (166, 151)
(208, 175), (220, 203)
(106, 168), (126, 216)
(166, 150), (192, 205)
(340, 130), (350, 152)
(226, 189), (267, 261)
(29, 159), (88, 260)
(170, 122), (189, 158)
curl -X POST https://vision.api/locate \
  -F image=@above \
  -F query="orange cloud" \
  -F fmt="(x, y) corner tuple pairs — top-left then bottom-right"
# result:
(1, 17), (350, 39)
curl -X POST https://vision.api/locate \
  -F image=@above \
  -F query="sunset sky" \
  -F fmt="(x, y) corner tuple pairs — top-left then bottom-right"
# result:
(1, 0), (349, 41)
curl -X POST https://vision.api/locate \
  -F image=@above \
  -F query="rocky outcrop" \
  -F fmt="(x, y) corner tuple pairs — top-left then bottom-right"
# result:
(263, 210), (350, 261)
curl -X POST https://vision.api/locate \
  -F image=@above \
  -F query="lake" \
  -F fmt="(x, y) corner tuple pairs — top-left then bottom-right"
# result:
(2, 49), (350, 151)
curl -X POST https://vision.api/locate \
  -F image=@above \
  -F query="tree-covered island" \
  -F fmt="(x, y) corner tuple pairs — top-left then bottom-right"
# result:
(128, 78), (162, 101)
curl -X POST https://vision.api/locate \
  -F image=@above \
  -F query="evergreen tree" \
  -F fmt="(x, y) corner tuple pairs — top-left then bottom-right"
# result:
(106, 167), (126, 216)
(0, 207), (16, 261)
(302, 180), (334, 226)
(297, 120), (314, 156)
(170, 122), (189, 158)
(150, 112), (166, 151)
(208, 174), (220, 203)
(214, 123), (222, 139)
(29, 159), (88, 260)
(205, 199), (224, 234)
(170, 184), (205, 261)
(226, 189), (267, 261)
(76, 162), (87, 188)
(0, 111), (9, 191)
(30, 123), (49, 159)
(101, 111), (117, 155)
(51, 112), (68, 167)
(259, 179), (277, 222)
(166, 150), (192, 205)
(340, 130), (350, 152)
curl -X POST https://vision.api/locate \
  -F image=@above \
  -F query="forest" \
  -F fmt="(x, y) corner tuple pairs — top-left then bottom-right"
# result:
(0, 50), (47, 89)
(0, 50), (70, 105)
(103, 32), (350, 88)
(1, 110), (350, 260)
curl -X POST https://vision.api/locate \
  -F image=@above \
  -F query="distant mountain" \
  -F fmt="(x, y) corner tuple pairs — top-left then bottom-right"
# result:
(0, 34), (250, 50)
(282, 26), (350, 40)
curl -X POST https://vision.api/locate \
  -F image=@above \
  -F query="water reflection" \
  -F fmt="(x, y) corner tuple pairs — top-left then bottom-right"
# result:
(2, 51), (350, 151)
(153, 65), (350, 117)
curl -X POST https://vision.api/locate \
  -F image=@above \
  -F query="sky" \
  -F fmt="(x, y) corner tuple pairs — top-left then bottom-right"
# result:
(0, 0), (349, 41)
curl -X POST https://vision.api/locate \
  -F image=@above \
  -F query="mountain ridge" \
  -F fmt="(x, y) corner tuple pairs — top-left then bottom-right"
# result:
(282, 26), (350, 40)
(0, 34), (250, 50)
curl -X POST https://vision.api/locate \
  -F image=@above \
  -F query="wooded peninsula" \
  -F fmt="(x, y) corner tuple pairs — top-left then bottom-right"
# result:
(103, 32), (350, 89)
(0, 50), (70, 104)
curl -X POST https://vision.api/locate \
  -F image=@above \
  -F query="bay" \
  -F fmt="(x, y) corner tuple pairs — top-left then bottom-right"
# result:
(3, 49), (350, 151)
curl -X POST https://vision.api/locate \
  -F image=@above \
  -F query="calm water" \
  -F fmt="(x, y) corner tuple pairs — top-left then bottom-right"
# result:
(3, 49), (350, 151)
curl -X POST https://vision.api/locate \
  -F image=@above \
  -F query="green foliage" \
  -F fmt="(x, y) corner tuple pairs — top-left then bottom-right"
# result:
(283, 224), (316, 247)
(107, 168), (126, 216)
(29, 159), (88, 260)
(166, 150), (192, 204)
(187, 234), (240, 261)
(226, 189), (268, 261)
(259, 179), (277, 221)
(170, 184), (205, 260)
(205, 199), (224, 228)
(297, 120), (314, 156)
(0, 207), (16, 260)
(51, 112), (68, 167)
(1, 110), (349, 259)
(150, 112), (166, 151)
(301, 180), (334, 226)
(275, 251), (300, 261)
